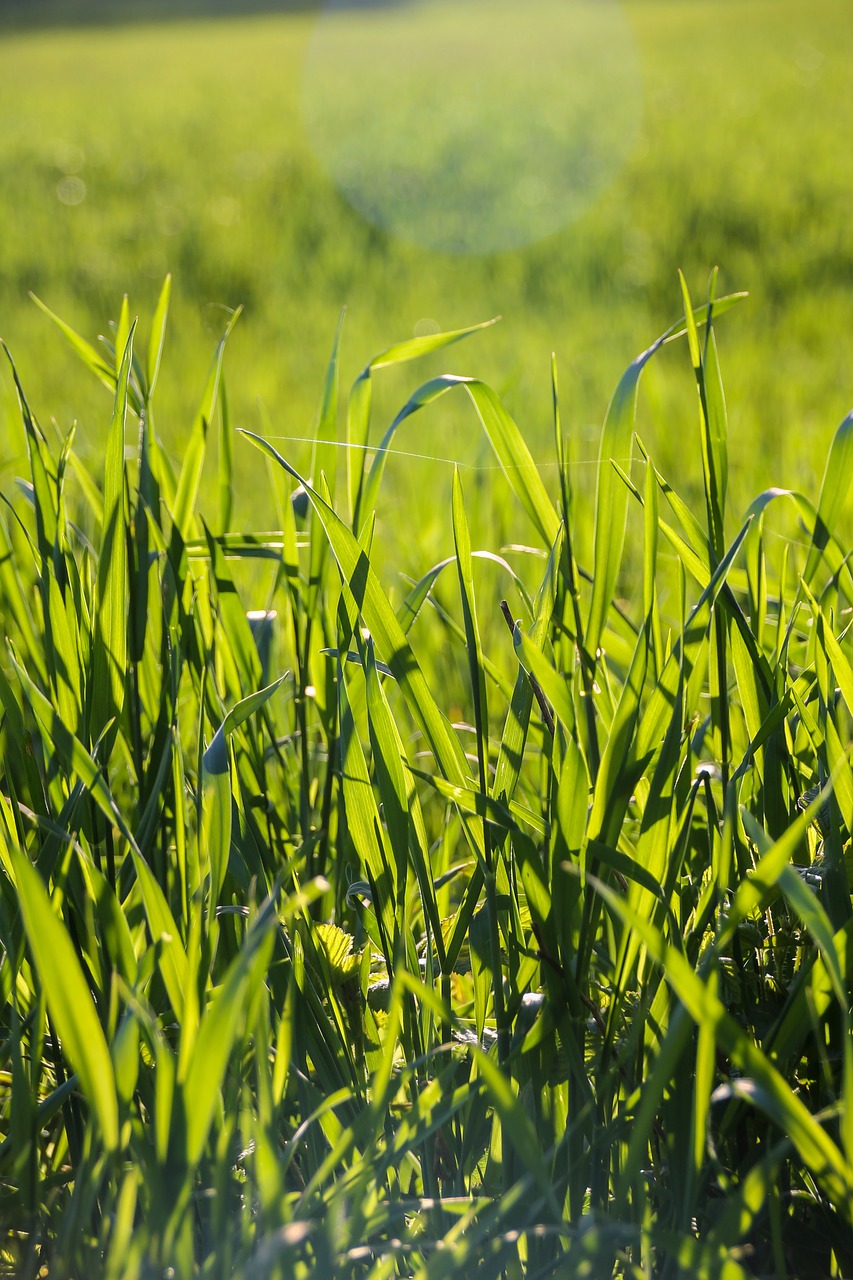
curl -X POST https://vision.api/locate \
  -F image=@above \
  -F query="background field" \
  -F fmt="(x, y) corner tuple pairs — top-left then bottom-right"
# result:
(1, 0), (852, 579)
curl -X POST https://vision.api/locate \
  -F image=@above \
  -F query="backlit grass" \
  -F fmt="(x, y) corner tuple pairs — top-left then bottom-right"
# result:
(0, 278), (852, 1276)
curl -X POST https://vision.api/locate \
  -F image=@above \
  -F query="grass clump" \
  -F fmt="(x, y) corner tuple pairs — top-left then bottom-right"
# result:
(0, 276), (852, 1278)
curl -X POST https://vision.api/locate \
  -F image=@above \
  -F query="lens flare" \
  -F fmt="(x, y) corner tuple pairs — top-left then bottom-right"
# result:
(301, 0), (642, 255)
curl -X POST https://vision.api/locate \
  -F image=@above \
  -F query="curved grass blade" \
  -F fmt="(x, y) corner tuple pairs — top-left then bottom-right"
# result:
(359, 375), (559, 547)
(239, 429), (470, 788)
(348, 317), (499, 525)
(587, 293), (746, 656)
(805, 407), (853, 588)
(30, 292), (117, 395)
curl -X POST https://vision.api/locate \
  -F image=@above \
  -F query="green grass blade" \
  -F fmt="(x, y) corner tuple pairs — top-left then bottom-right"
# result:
(452, 468), (489, 796)
(172, 307), (241, 539)
(348, 318), (499, 525)
(30, 292), (117, 394)
(338, 657), (398, 962)
(8, 641), (138, 852)
(217, 378), (233, 535)
(201, 675), (285, 907)
(182, 893), (279, 1166)
(12, 848), (119, 1153)
(359, 375), (559, 546)
(587, 335), (667, 656)
(114, 296), (130, 379)
(804, 407), (853, 588)
(589, 870), (853, 1208)
(90, 319), (136, 743)
(239, 430), (470, 788)
(146, 273), (172, 398)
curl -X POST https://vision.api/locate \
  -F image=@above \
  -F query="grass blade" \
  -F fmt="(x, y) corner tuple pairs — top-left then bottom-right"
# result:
(13, 849), (119, 1153)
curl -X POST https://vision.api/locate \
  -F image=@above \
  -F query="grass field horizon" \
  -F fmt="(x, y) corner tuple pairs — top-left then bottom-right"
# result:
(1, 0), (852, 571)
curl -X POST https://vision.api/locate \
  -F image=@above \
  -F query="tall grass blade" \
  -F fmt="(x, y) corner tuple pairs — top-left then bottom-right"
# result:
(146, 273), (172, 398)
(90, 320), (136, 743)
(804, 407), (853, 588)
(12, 848), (119, 1153)
(172, 307), (241, 538)
(239, 430), (470, 787)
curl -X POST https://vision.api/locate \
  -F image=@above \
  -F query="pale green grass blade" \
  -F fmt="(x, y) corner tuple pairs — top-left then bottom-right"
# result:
(217, 379), (234, 535)
(587, 617), (649, 847)
(338, 658), (398, 961)
(45, 568), (83, 735)
(203, 522), (262, 691)
(0, 512), (44, 678)
(802, 578), (853, 716)
(307, 311), (345, 619)
(3, 341), (57, 563)
(612, 670), (684, 1000)
(586, 335), (668, 656)
(804, 407), (853, 587)
(777, 864), (847, 1007)
(239, 430), (470, 787)
(470, 1045), (560, 1213)
(452, 468), (489, 795)
(363, 644), (447, 970)
(359, 375), (460, 522)
(679, 269), (726, 558)
(311, 306), (345, 507)
(643, 454), (659, 624)
(636, 516), (752, 762)
(746, 486), (853, 594)
(408, 767), (546, 839)
(493, 526), (562, 804)
(114, 295), (130, 379)
(587, 295), (746, 656)
(30, 292), (117, 394)
(463, 380), (560, 548)
(12, 848), (119, 1153)
(104, 1167), (140, 1280)
(512, 627), (576, 736)
(172, 307), (241, 539)
(358, 317), (500, 375)
(146, 273), (172, 398)
(91, 320), (135, 742)
(129, 846), (190, 1021)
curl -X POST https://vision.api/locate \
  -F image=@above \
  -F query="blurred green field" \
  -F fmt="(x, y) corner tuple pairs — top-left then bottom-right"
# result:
(1, 0), (852, 579)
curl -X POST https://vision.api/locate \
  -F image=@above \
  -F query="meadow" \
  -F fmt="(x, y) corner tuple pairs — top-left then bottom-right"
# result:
(1, 0), (853, 1276)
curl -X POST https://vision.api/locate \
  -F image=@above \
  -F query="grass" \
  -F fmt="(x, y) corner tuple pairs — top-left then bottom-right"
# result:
(1, 0), (853, 565)
(0, 273), (852, 1277)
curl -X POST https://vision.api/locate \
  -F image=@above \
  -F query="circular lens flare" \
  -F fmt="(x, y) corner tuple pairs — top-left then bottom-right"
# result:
(301, 0), (642, 255)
